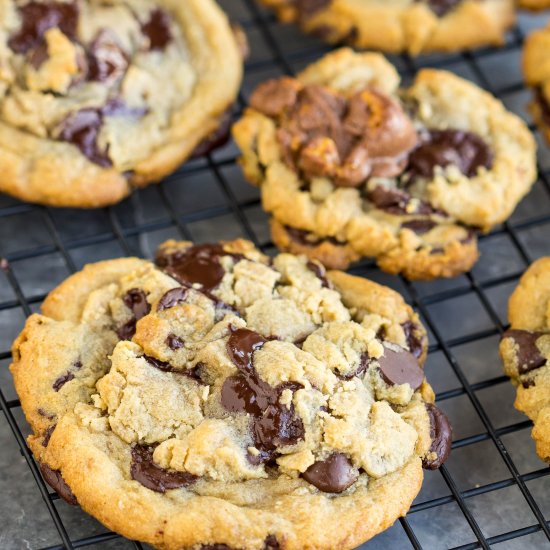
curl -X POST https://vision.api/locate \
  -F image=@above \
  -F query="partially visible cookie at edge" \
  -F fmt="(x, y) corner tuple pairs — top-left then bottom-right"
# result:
(519, 0), (550, 10)
(258, 0), (515, 55)
(500, 257), (550, 464)
(11, 238), (451, 549)
(0, 0), (242, 208)
(523, 21), (550, 144)
(233, 48), (537, 278)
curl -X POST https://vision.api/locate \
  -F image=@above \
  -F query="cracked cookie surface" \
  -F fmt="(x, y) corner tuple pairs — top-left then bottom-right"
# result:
(0, 0), (242, 207)
(500, 258), (550, 464)
(258, 0), (515, 55)
(11, 239), (451, 550)
(523, 21), (550, 145)
(233, 49), (537, 279)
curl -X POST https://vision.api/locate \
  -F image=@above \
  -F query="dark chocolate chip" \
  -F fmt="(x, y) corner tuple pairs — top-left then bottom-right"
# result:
(419, 0), (462, 17)
(401, 321), (425, 360)
(522, 378), (536, 389)
(401, 219), (438, 235)
(42, 425), (56, 447)
(9, 1), (79, 54)
(157, 287), (188, 311)
(28, 41), (49, 69)
(39, 463), (78, 505)
(263, 535), (280, 550)
(377, 344), (424, 390)
(302, 452), (358, 493)
(52, 371), (75, 392)
(406, 129), (493, 181)
(336, 352), (370, 381)
(296, 0), (333, 21)
(144, 354), (204, 384)
(141, 8), (172, 51)
(87, 29), (129, 83)
(502, 329), (547, 374)
(130, 444), (197, 493)
(223, 328), (304, 463)
(306, 260), (331, 288)
(190, 110), (233, 158)
(38, 408), (56, 420)
(422, 403), (452, 469)
(285, 226), (344, 247)
(166, 333), (184, 350)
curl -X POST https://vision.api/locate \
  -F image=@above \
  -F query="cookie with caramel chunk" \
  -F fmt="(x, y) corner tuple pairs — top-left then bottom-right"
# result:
(233, 49), (537, 279)
(11, 239), (451, 549)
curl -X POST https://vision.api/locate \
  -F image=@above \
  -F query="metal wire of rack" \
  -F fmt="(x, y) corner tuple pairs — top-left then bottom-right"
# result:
(1, 2), (550, 549)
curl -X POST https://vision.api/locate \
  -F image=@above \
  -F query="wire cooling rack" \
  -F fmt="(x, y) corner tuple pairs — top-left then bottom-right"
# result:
(1, 2), (550, 549)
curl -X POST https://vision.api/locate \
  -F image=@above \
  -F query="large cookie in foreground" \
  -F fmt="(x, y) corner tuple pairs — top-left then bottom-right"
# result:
(233, 49), (537, 279)
(11, 239), (451, 550)
(258, 0), (515, 55)
(523, 21), (550, 145)
(500, 258), (550, 464)
(0, 0), (242, 208)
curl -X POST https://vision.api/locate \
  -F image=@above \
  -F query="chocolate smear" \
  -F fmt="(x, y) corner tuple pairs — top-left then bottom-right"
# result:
(39, 463), (78, 505)
(131, 444), (197, 493)
(377, 344), (424, 390)
(302, 452), (358, 493)
(191, 110), (233, 158)
(502, 329), (547, 374)
(422, 403), (452, 469)
(401, 219), (437, 235)
(222, 328), (304, 464)
(9, 1), (79, 54)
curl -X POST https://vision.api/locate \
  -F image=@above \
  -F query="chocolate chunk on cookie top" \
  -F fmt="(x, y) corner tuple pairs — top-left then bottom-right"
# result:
(0, 0), (242, 208)
(11, 239), (448, 549)
(234, 49), (536, 279)
(500, 258), (550, 464)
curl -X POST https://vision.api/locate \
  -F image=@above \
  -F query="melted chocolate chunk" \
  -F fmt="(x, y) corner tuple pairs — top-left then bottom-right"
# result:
(88, 29), (129, 83)
(158, 287), (188, 311)
(39, 463), (78, 505)
(422, 403), (452, 469)
(9, 1), (79, 54)
(157, 244), (241, 292)
(58, 108), (111, 167)
(368, 186), (441, 216)
(419, 0), (462, 17)
(306, 260), (331, 288)
(222, 328), (305, 463)
(166, 333), (184, 350)
(144, 354), (204, 384)
(28, 42), (49, 69)
(38, 408), (56, 420)
(401, 219), (437, 235)
(336, 353), (370, 381)
(401, 321), (425, 360)
(116, 288), (151, 340)
(502, 329), (547, 374)
(522, 378), (536, 389)
(302, 452), (358, 493)
(131, 444), (197, 493)
(42, 425), (56, 447)
(535, 87), (550, 126)
(52, 371), (75, 392)
(141, 8), (172, 51)
(377, 344), (424, 390)
(191, 110), (233, 158)
(264, 535), (280, 550)
(406, 129), (493, 181)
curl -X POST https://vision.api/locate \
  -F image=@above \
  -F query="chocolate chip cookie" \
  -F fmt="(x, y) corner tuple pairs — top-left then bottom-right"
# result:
(11, 239), (451, 549)
(519, 0), (550, 9)
(0, 0), (242, 207)
(258, 0), (515, 55)
(500, 258), (550, 464)
(523, 21), (550, 145)
(233, 49), (537, 278)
